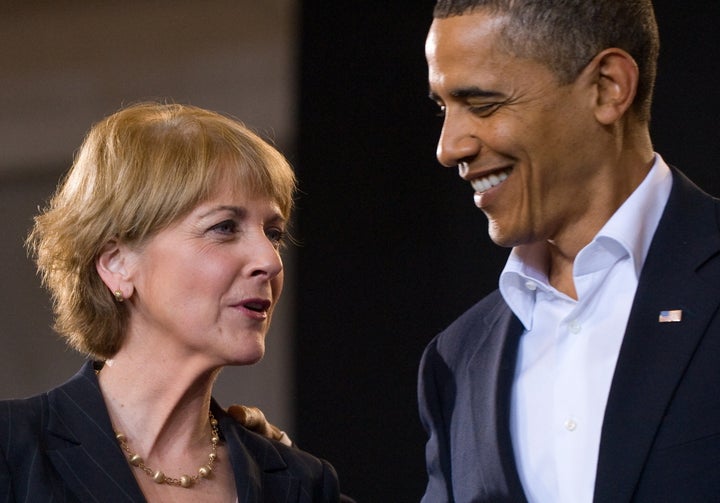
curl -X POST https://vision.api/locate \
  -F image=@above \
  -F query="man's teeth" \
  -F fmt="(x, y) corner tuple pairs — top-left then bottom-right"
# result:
(471, 170), (509, 193)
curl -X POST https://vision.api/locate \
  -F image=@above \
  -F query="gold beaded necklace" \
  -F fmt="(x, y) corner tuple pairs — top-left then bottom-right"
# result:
(114, 412), (220, 489)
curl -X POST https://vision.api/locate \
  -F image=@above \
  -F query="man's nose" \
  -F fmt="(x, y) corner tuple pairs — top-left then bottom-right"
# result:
(436, 112), (481, 168)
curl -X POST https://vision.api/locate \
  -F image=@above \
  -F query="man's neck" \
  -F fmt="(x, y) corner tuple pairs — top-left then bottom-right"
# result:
(543, 136), (655, 298)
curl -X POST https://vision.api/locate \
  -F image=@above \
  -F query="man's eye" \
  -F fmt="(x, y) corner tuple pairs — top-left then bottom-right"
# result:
(469, 103), (502, 117)
(435, 105), (446, 118)
(209, 220), (237, 234)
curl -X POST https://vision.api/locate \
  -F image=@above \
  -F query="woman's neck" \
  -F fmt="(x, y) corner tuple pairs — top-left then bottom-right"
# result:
(97, 349), (221, 462)
(97, 347), (238, 500)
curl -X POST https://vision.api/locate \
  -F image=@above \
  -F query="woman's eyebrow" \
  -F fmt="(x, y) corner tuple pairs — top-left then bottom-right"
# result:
(197, 205), (246, 219)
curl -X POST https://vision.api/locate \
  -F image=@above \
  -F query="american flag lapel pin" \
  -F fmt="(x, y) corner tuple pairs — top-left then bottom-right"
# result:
(659, 309), (683, 323)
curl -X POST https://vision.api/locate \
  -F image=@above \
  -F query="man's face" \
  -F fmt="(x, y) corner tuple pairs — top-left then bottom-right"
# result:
(426, 11), (604, 249)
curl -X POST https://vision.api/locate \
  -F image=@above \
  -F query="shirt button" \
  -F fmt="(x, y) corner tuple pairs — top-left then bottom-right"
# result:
(564, 419), (578, 432)
(568, 320), (581, 334)
(524, 280), (537, 291)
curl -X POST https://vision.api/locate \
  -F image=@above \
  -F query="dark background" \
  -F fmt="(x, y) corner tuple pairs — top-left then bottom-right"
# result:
(295, 2), (720, 501)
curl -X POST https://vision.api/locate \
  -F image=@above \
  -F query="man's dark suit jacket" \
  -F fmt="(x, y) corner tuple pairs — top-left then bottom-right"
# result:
(419, 168), (720, 502)
(0, 362), (341, 502)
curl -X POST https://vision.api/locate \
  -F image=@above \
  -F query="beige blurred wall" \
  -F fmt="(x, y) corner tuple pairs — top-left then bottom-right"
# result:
(0, 0), (298, 433)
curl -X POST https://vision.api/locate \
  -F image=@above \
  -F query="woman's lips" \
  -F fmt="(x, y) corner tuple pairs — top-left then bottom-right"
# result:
(234, 298), (272, 320)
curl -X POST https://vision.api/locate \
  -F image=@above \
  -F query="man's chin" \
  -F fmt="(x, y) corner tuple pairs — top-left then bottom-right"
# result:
(487, 223), (517, 248)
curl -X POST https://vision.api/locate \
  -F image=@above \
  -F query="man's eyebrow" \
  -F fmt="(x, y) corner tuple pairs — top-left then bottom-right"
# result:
(428, 86), (504, 101)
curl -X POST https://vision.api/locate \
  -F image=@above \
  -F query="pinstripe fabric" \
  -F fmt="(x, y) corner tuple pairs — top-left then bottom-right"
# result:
(0, 362), (340, 502)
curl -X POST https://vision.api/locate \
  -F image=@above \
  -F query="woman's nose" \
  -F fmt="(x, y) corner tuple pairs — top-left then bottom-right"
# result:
(246, 234), (283, 279)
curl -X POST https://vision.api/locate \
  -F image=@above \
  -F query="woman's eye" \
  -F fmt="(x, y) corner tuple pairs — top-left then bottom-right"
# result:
(209, 219), (237, 235)
(266, 228), (286, 248)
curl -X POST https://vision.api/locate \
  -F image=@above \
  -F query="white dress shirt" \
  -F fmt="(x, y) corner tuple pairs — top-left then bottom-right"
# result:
(498, 155), (673, 503)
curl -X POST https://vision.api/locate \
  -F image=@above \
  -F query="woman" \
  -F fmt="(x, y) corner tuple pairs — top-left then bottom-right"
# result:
(0, 102), (341, 502)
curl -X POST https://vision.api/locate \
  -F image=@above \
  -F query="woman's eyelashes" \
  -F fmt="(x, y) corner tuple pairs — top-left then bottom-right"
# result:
(208, 219), (238, 236)
(206, 219), (286, 248)
(265, 227), (287, 248)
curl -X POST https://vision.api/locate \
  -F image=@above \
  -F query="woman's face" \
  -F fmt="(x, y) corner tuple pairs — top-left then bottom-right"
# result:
(121, 182), (286, 367)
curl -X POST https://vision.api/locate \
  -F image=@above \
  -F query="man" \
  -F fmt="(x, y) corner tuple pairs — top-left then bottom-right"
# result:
(418, 1), (720, 502)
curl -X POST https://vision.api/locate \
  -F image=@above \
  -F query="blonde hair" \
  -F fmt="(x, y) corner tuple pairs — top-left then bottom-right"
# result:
(28, 102), (296, 359)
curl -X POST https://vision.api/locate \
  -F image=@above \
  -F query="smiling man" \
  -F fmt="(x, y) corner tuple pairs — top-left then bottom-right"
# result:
(418, 1), (720, 502)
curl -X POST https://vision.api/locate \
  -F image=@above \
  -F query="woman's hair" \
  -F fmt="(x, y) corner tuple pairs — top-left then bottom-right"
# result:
(433, 0), (659, 122)
(27, 102), (296, 359)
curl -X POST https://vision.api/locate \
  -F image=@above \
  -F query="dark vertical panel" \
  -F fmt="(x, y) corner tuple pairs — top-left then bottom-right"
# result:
(297, 1), (720, 500)
(652, 1), (720, 196)
(296, 2), (504, 500)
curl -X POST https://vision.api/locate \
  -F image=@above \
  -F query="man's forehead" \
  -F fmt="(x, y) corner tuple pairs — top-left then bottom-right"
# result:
(426, 10), (508, 52)
(425, 11), (514, 77)
(426, 13), (519, 96)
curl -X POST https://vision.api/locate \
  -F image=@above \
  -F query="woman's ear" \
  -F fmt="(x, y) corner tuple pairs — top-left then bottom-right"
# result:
(588, 47), (640, 125)
(96, 240), (135, 301)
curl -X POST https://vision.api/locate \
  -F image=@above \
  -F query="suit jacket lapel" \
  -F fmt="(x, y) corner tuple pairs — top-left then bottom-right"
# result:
(44, 361), (146, 502)
(594, 169), (720, 502)
(467, 295), (528, 502)
(43, 364), (304, 503)
(213, 402), (301, 503)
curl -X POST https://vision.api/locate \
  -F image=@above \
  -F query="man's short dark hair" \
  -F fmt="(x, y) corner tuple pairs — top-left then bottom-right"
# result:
(433, 0), (659, 121)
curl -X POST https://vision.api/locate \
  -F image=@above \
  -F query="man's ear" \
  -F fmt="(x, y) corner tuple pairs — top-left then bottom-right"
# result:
(96, 240), (135, 300)
(586, 48), (640, 125)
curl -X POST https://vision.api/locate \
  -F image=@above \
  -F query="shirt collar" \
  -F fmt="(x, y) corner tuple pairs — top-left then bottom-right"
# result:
(499, 154), (673, 330)
(580, 154), (672, 277)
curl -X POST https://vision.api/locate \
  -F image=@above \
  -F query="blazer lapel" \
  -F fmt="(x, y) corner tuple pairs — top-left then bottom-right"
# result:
(213, 402), (300, 503)
(466, 296), (528, 502)
(43, 367), (301, 502)
(594, 170), (720, 502)
(44, 362), (146, 503)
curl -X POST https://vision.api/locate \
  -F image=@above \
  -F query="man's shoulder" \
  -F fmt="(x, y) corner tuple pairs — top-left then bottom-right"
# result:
(423, 289), (510, 360)
(667, 166), (720, 214)
(442, 289), (508, 336)
(651, 167), (720, 257)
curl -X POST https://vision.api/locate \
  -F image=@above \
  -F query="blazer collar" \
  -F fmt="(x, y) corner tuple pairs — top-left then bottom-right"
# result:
(212, 401), (303, 502)
(45, 362), (302, 502)
(594, 168), (720, 502)
(44, 361), (146, 502)
(466, 296), (529, 503)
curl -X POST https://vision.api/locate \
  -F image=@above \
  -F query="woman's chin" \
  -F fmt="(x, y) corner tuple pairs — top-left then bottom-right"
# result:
(226, 341), (265, 366)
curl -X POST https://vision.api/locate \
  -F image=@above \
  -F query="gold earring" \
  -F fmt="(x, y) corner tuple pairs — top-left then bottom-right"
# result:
(113, 290), (124, 303)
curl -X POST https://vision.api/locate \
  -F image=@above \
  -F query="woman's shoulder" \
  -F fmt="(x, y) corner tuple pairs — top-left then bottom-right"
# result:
(218, 405), (335, 473)
(0, 363), (95, 437)
(0, 362), (98, 451)
(213, 403), (342, 501)
(0, 392), (49, 471)
(0, 393), (48, 431)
